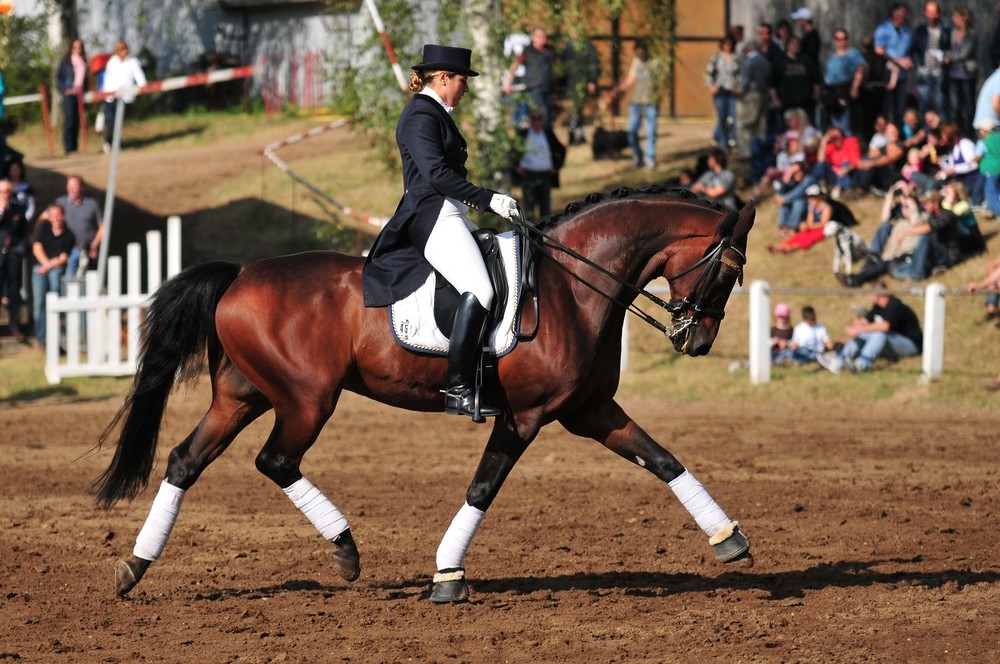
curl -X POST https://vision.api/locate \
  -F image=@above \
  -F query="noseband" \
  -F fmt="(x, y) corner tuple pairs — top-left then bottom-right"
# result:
(511, 208), (746, 343)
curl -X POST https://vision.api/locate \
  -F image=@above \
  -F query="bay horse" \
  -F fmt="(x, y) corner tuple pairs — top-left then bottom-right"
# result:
(92, 186), (755, 603)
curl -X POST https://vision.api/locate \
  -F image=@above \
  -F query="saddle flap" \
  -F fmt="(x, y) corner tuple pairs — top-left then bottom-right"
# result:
(433, 228), (509, 337)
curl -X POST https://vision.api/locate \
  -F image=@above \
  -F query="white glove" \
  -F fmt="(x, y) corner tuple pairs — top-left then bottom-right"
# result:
(490, 193), (520, 221)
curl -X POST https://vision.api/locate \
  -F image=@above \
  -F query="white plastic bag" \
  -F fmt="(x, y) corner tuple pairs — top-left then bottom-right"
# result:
(95, 109), (105, 133)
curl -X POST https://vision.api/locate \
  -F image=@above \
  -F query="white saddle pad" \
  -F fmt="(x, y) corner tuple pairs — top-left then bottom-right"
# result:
(390, 231), (521, 357)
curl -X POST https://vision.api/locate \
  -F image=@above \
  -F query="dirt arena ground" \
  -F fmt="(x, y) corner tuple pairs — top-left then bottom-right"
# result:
(2, 384), (998, 663)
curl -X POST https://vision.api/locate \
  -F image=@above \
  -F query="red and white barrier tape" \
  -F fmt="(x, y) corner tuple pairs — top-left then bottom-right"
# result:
(363, 0), (408, 93)
(84, 65), (257, 104)
(261, 119), (389, 229)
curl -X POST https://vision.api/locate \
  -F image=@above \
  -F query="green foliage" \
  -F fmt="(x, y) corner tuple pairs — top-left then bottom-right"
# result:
(0, 12), (52, 127)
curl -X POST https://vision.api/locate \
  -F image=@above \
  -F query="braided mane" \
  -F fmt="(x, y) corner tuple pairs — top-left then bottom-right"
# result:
(534, 186), (730, 230)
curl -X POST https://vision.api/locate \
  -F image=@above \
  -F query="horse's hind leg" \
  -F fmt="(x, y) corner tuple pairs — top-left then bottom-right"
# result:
(116, 368), (270, 597)
(253, 390), (360, 583)
(560, 399), (753, 568)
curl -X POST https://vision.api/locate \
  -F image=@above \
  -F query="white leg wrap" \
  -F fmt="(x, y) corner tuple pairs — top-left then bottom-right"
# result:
(436, 502), (485, 570)
(282, 476), (349, 541)
(133, 480), (186, 562)
(669, 470), (731, 538)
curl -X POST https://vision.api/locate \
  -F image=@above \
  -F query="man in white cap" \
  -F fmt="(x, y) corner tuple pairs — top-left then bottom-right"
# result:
(790, 7), (820, 62)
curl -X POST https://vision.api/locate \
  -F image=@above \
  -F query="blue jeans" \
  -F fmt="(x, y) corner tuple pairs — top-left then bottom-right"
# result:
(984, 173), (1000, 216)
(712, 91), (737, 150)
(809, 162), (854, 190)
(32, 265), (64, 345)
(915, 72), (947, 119)
(779, 197), (808, 231)
(628, 102), (658, 166)
(840, 330), (919, 369)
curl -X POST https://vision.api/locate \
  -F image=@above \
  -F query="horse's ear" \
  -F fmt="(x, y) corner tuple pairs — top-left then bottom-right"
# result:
(732, 202), (756, 251)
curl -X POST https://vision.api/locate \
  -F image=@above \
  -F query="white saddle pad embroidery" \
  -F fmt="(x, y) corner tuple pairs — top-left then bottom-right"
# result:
(390, 231), (521, 357)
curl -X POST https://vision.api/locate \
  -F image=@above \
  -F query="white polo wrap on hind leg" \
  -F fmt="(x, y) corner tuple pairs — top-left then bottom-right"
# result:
(436, 502), (485, 570)
(669, 470), (731, 538)
(282, 476), (349, 541)
(133, 480), (186, 561)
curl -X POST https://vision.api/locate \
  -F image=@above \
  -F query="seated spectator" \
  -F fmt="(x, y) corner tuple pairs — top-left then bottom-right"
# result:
(837, 184), (927, 286)
(690, 148), (737, 209)
(900, 107), (924, 148)
(868, 115), (889, 151)
(941, 181), (986, 256)
(769, 184), (837, 252)
(810, 127), (862, 198)
(774, 160), (810, 233)
(852, 122), (905, 195)
(770, 302), (794, 363)
(781, 107), (820, 156)
(934, 122), (981, 203)
(817, 281), (923, 373)
(754, 132), (804, 199)
(968, 255), (1000, 326)
(780, 305), (834, 365)
(901, 146), (938, 192)
(31, 203), (75, 348)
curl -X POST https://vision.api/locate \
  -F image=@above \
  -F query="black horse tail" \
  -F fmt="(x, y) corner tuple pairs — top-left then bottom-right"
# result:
(91, 261), (242, 509)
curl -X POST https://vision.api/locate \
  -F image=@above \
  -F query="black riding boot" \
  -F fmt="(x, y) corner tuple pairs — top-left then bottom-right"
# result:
(444, 292), (501, 420)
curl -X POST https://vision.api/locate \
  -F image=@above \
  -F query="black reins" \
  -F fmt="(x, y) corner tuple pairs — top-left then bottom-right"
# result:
(509, 207), (746, 339)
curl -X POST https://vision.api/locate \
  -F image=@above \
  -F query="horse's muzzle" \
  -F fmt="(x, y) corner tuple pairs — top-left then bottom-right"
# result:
(669, 315), (714, 356)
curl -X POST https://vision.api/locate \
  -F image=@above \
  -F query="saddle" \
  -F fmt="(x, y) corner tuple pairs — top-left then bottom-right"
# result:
(388, 229), (538, 357)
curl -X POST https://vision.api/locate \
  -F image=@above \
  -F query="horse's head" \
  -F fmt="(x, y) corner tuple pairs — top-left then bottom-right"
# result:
(663, 201), (754, 356)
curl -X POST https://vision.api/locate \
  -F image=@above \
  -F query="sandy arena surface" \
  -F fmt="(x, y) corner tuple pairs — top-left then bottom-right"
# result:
(2, 384), (998, 663)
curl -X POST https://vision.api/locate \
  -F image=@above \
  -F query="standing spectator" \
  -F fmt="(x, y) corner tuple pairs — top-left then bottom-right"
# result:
(100, 40), (147, 153)
(56, 39), (88, 156)
(6, 161), (35, 225)
(974, 64), (1000, 131)
(0, 179), (28, 342)
(503, 27), (554, 125)
(736, 41), (772, 162)
(561, 30), (600, 146)
(911, 1), (951, 120)
(56, 175), (103, 277)
(771, 36), (821, 123)
(822, 28), (867, 136)
(690, 148), (737, 209)
(730, 25), (746, 54)
(513, 111), (565, 219)
(786, 305), (835, 365)
(976, 117), (1000, 217)
(613, 41), (663, 169)
(31, 203), (75, 349)
(756, 23), (785, 70)
(818, 281), (923, 373)
(944, 7), (978, 135)
(859, 36), (892, 146)
(704, 36), (742, 152)
(874, 3), (915, 125)
(790, 8), (821, 63)
(501, 32), (531, 129)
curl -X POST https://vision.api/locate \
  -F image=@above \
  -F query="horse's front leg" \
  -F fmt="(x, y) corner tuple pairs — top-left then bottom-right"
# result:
(430, 415), (536, 603)
(560, 399), (753, 568)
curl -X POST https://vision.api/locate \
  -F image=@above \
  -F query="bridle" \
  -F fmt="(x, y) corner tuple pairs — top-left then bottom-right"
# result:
(510, 207), (746, 346)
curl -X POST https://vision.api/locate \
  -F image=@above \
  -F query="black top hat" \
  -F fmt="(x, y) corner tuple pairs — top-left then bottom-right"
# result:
(411, 44), (479, 77)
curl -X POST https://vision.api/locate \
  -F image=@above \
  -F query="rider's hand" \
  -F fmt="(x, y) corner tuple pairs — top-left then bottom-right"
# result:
(490, 193), (520, 221)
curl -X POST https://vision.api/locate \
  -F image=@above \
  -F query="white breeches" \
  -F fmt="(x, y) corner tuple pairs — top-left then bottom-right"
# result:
(423, 198), (494, 309)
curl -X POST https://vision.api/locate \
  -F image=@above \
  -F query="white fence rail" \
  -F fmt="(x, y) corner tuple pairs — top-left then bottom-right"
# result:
(44, 217), (182, 385)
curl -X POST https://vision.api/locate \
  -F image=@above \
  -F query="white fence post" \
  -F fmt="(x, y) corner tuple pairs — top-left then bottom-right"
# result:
(167, 216), (182, 278)
(922, 282), (946, 382)
(43, 217), (181, 384)
(748, 280), (771, 385)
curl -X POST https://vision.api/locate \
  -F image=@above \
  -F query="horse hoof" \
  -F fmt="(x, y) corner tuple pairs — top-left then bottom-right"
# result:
(710, 522), (751, 564)
(115, 556), (150, 597)
(429, 568), (469, 603)
(726, 550), (755, 569)
(332, 530), (361, 582)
